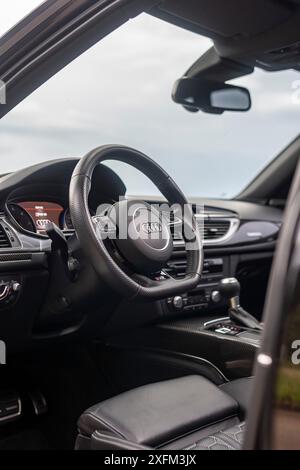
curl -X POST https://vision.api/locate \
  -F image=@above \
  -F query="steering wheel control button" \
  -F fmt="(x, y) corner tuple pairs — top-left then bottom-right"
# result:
(93, 215), (116, 236)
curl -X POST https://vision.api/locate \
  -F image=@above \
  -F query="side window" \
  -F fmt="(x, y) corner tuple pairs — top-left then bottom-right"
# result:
(272, 267), (300, 448)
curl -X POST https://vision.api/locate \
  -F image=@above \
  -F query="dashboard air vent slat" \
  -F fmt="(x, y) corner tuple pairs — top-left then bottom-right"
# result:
(197, 219), (231, 241)
(0, 223), (12, 249)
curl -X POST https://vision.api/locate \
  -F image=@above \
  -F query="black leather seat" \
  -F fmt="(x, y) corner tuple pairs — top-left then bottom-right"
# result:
(76, 375), (252, 450)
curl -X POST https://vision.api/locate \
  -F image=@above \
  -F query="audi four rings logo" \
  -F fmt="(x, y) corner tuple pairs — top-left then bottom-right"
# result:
(141, 222), (162, 234)
(36, 219), (51, 228)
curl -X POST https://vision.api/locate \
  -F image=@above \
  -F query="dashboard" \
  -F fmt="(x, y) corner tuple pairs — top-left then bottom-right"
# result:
(0, 158), (127, 241)
(0, 156), (284, 352)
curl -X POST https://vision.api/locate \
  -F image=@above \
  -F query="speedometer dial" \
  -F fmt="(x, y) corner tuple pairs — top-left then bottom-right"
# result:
(8, 203), (36, 233)
(63, 208), (74, 230)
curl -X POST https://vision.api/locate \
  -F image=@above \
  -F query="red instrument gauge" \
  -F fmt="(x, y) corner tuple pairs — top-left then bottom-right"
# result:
(18, 201), (64, 234)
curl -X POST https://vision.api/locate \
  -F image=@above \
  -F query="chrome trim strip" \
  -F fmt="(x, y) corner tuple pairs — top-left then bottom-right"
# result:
(0, 285), (10, 300)
(0, 217), (51, 253)
(165, 350), (229, 382)
(203, 317), (230, 327)
(131, 343), (229, 382)
(195, 215), (240, 245)
(171, 216), (239, 246)
(0, 397), (22, 423)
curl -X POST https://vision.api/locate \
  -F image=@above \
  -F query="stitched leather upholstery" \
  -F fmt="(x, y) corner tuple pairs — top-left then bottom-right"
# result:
(185, 422), (245, 450)
(76, 375), (248, 450)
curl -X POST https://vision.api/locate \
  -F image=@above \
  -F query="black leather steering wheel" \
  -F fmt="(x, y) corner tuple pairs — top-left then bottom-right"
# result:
(69, 145), (203, 300)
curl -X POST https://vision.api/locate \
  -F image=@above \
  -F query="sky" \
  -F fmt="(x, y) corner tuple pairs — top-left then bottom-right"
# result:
(0, 1), (299, 198)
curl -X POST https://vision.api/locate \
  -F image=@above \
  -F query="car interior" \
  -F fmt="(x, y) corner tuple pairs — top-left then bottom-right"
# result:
(0, 0), (299, 451)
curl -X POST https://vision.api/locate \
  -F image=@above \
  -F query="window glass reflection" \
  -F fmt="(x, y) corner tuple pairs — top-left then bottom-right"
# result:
(273, 297), (300, 449)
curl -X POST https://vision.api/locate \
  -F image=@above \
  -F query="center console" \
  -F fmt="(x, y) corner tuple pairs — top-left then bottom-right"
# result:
(163, 246), (262, 334)
(103, 258), (262, 386)
(203, 317), (261, 345)
(165, 257), (226, 314)
(162, 266), (262, 362)
(100, 207), (269, 392)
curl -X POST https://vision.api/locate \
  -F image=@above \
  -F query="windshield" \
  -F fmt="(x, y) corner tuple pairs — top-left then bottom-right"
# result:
(0, 7), (299, 198)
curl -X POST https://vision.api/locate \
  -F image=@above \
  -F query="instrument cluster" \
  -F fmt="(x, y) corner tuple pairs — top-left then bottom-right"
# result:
(7, 201), (73, 234)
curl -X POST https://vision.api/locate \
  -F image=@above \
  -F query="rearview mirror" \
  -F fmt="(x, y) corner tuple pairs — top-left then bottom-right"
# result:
(172, 77), (251, 114)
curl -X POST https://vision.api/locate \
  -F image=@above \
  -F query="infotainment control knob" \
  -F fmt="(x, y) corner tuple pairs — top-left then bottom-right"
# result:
(173, 296), (184, 310)
(211, 290), (222, 303)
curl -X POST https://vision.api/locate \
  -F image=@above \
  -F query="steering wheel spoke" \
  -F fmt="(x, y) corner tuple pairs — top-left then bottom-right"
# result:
(92, 214), (117, 240)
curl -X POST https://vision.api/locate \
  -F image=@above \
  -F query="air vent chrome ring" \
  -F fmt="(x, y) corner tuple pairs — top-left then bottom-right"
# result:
(171, 212), (239, 246)
(195, 214), (240, 245)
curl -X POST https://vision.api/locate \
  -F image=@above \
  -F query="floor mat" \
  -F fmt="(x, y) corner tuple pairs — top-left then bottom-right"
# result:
(13, 344), (116, 450)
(0, 344), (116, 450)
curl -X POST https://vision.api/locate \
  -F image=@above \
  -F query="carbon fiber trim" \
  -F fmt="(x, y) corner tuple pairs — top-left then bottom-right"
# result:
(0, 253), (32, 261)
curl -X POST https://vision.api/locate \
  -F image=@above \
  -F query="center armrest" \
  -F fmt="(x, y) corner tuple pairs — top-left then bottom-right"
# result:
(78, 375), (239, 447)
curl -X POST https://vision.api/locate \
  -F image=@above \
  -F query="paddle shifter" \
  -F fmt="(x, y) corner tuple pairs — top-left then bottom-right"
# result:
(212, 278), (263, 331)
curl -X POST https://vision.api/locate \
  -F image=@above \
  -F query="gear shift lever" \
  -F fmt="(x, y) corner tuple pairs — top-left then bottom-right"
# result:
(214, 278), (263, 331)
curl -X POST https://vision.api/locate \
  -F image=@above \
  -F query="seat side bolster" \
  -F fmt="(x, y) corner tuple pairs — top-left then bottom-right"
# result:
(78, 411), (127, 439)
